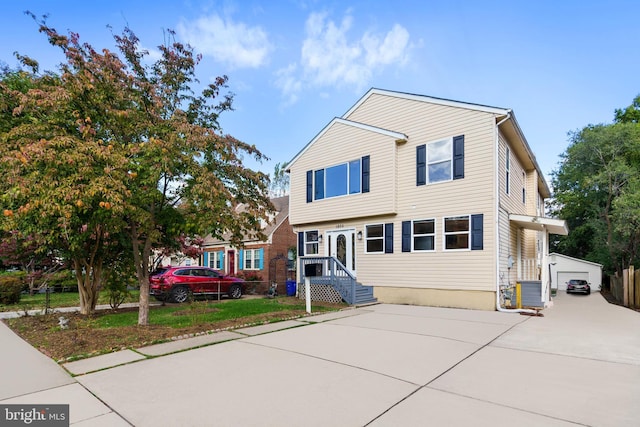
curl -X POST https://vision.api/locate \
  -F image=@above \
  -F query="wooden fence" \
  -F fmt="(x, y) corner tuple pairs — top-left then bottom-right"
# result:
(610, 266), (640, 308)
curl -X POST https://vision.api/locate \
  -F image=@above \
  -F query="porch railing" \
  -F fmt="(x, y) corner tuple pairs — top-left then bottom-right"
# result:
(299, 256), (358, 304)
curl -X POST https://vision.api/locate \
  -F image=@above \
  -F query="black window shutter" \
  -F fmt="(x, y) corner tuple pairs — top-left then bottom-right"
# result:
(314, 169), (324, 200)
(416, 145), (426, 186)
(306, 170), (313, 203)
(385, 223), (394, 253)
(471, 214), (483, 250)
(453, 135), (465, 180)
(402, 221), (411, 252)
(298, 232), (305, 256)
(362, 155), (370, 193)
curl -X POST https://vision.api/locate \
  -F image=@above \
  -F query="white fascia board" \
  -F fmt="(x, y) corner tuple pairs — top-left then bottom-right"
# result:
(286, 117), (406, 171)
(549, 252), (603, 267)
(343, 88), (511, 118)
(509, 214), (569, 236)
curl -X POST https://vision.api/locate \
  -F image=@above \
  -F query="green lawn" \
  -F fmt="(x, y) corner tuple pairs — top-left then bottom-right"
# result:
(0, 290), (140, 311)
(94, 298), (338, 328)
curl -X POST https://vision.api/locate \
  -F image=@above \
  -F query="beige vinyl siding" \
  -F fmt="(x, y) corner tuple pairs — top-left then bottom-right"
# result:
(289, 122), (397, 225)
(295, 100), (499, 292)
(498, 134), (528, 216)
(346, 95), (497, 292)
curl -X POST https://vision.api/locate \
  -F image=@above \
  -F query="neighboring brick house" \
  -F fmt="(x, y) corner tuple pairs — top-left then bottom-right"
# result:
(200, 196), (296, 290)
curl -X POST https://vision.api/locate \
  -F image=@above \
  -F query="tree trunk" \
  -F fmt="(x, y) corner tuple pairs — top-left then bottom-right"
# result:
(132, 224), (152, 326)
(73, 258), (101, 315)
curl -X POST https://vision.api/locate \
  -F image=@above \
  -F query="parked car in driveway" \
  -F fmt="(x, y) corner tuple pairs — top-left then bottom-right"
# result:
(566, 279), (591, 295)
(150, 266), (245, 303)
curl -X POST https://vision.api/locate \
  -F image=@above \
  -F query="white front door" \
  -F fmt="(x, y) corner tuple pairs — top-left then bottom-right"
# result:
(325, 229), (356, 275)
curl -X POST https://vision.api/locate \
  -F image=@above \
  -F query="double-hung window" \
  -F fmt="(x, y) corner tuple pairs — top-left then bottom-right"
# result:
(208, 252), (223, 270)
(428, 139), (452, 183)
(505, 147), (511, 194)
(305, 230), (319, 255)
(444, 215), (470, 250)
(365, 224), (384, 253)
(412, 219), (435, 251)
(244, 249), (262, 270)
(417, 135), (464, 185)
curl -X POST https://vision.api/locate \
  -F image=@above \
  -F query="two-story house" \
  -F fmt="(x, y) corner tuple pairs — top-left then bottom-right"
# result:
(201, 196), (297, 292)
(287, 89), (567, 311)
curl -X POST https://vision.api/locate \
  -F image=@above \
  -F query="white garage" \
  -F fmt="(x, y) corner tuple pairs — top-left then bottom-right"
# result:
(549, 253), (603, 291)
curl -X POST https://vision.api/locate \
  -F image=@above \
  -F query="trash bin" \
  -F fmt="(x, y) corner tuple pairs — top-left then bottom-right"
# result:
(286, 279), (297, 296)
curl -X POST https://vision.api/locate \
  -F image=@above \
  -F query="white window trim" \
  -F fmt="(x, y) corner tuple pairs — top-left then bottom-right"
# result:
(412, 218), (436, 252)
(315, 158), (362, 200)
(304, 230), (319, 255)
(244, 248), (261, 270)
(364, 223), (385, 254)
(443, 215), (471, 251)
(208, 252), (223, 270)
(505, 146), (511, 195)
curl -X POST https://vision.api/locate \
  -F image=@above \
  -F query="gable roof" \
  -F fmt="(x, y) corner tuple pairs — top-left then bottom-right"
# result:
(343, 88), (511, 117)
(203, 195), (290, 246)
(286, 117), (407, 171)
(287, 88), (551, 197)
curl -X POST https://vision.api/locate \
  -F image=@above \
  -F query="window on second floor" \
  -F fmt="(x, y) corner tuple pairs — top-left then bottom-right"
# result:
(307, 156), (370, 203)
(505, 146), (511, 194)
(417, 135), (464, 186)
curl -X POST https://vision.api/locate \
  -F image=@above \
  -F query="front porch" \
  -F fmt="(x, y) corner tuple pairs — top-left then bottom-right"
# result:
(297, 256), (377, 305)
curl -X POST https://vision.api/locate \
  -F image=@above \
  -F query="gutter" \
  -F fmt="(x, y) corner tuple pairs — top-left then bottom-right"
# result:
(494, 113), (537, 315)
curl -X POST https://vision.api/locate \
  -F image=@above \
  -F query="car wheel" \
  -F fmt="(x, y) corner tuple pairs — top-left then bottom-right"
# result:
(587, 290), (591, 295)
(171, 286), (191, 303)
(228, 284), (242, 299)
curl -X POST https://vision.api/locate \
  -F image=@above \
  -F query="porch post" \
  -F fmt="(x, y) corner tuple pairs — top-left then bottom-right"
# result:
(540, 229), (549, 305)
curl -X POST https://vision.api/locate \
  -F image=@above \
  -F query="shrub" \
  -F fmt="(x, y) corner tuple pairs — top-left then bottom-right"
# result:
(102, 267), (136, 309)
(0, 275), (23, 304)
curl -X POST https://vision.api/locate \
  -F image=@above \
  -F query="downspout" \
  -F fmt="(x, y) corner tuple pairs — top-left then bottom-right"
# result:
(494, 113), (537, 314)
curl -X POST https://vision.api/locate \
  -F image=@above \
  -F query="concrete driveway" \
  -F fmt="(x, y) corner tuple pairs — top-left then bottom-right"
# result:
(2, 292), (639, 426)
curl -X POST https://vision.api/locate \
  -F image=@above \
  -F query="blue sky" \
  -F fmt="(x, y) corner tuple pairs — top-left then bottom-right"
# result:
(1, 0), (638, 186)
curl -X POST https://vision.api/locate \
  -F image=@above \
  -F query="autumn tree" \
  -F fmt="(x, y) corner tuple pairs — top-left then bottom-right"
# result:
(1, 15), (273, 322)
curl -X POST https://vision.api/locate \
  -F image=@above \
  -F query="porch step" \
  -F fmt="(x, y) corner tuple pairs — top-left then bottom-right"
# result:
(354, 283), (377, 305)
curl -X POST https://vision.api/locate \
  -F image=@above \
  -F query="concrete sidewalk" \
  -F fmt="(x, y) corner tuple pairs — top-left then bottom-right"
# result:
(2, 294), (639, 426)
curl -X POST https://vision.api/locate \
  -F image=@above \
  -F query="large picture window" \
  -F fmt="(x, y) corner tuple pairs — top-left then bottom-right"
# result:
(315, 159), (361, 200)
(413, 219), (435, 251)
(444, 216), (470, 250)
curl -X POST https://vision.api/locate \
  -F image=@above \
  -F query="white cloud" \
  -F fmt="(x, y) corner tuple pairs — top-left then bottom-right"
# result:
(177, 14), (273, 69)
(275, 12), (411, 104)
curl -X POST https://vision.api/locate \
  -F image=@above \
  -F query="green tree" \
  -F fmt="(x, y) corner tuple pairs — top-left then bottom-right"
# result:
(550, 107), (640, 274)
(614, 94), (640, 124)
(269, 162), (289, 197)
(0, 17), (273, 322)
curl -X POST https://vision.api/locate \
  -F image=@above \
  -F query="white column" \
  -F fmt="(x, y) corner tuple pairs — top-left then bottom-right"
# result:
(540, 229), (549, 305)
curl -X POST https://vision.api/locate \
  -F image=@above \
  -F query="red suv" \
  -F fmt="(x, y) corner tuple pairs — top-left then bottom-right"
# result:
(150, 266), (245, 303)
